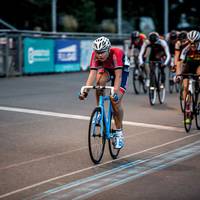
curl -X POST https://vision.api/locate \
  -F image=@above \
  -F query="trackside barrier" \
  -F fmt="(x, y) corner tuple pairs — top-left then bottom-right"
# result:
(0, 30), (129, 77)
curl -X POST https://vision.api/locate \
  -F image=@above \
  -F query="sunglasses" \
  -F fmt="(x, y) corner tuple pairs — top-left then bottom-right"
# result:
(190, 42), (198, 47)
(95, 50), (108, 55)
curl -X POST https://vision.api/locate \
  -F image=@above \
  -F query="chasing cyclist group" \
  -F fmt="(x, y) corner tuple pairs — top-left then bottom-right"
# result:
(79, 29), (200, 149)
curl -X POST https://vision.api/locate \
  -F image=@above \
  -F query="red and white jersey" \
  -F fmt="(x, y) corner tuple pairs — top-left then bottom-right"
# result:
(129, 33), (146, 50)
(90, 47), (124, 70)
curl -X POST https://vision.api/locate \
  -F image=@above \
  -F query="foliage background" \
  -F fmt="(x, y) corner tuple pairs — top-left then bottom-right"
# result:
(0, 0), (199, 34)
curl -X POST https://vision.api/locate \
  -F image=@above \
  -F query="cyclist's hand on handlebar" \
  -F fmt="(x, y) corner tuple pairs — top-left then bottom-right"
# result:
(139, 63), (145, 68)
(161, 63), (166, 68)
(173, 75), (181, 83)
(79, 91), (88, 100)
(110, 93), (119, 103)
(170, 65), (176, 72)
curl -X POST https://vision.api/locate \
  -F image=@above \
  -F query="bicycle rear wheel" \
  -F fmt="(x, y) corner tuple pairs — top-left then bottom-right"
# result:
(88, 107), (106, 164)
(183, 92), (193, 133)
(108, 113), (120, 159)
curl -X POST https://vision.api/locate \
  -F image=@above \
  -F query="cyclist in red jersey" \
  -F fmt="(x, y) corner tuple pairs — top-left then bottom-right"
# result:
(129, 31), (146, 51)
(128, 31), (146, 67)
(79, 36), (130, 149)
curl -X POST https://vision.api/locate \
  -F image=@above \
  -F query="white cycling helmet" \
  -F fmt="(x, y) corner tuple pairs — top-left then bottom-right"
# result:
(92, 36), (111, 52)
(187, 30), (200, 43)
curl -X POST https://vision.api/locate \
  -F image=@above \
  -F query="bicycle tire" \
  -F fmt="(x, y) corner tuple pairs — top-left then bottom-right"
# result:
(179, 84), (184, 112)
(175, 82), (180, 93)
(88, 107), (106, 164)
(149, 87), (157, 105)
(183, 92), (193, 133)
(149, 71), (157, 105)
(141, 68), (147, 94)
(132, 67), (141, 94)
(195, 91), (200, 129)
(158, 71), (166, 104)
(169, 79), (174, 94)
(108, 112), (120, 159)
(168, 71), (174, 94)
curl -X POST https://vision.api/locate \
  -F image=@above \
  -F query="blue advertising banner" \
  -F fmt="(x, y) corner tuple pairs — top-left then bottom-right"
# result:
(54, 39), (80, 72)
(24, 38), (54, 73)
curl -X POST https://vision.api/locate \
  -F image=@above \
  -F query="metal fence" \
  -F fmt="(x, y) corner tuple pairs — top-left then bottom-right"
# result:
(0, 30), (129, 77)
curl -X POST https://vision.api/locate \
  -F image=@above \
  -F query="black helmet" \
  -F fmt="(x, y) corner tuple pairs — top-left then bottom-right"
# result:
(148, 32), (159, 43)
(178, 31), (187, 41)
(131, 31), (140, 40)
(169, 30), (178, 40)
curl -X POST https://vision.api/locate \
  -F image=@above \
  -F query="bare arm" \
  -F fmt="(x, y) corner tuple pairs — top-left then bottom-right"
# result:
(114, 69), (122, 93)
(174, 50), (180, 67)
(86, 70), (97, 86)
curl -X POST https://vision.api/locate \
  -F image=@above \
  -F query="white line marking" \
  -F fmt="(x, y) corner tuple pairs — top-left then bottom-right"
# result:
(0, 132), (200, 199)
(0, 147), (87, 171)
(0, 106), (184, 132)
(0, 128), (155, 171)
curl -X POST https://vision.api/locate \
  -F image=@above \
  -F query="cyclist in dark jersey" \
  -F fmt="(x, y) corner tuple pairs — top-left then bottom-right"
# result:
(166, 30), (179, 84)
(174, 31), (189, 77)
(166, 30), (179, 56)
(139, 32), (171, 87)
(79, 36), (130, 149)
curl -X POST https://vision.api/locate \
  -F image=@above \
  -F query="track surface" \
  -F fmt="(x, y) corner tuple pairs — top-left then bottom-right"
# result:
(0, 71), (200, 200)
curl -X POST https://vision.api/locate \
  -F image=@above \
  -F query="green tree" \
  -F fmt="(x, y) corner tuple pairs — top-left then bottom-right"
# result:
(75, 0), (96, 32)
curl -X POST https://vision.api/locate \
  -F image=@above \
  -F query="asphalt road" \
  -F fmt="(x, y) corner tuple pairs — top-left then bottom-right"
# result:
(0, 70), (200, 200)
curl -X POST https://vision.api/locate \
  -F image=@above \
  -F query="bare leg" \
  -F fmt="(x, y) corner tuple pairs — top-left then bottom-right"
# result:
(111, 94), (124, 129)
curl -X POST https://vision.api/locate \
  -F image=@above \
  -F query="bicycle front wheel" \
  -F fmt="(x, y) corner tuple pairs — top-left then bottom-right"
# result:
(179, 83), (184, 112)
(158, 72), (166, 104)
(108, 113), (120, 159)
(132, 67), (141, 94)
(184, 92), (193, 133)
(195, 95), (200, 129)
(168, 71), (174, 94)
(88, 107), (106, 164)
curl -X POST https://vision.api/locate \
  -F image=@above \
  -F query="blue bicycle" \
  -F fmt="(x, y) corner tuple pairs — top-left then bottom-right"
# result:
(80, 86), (120, 164)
